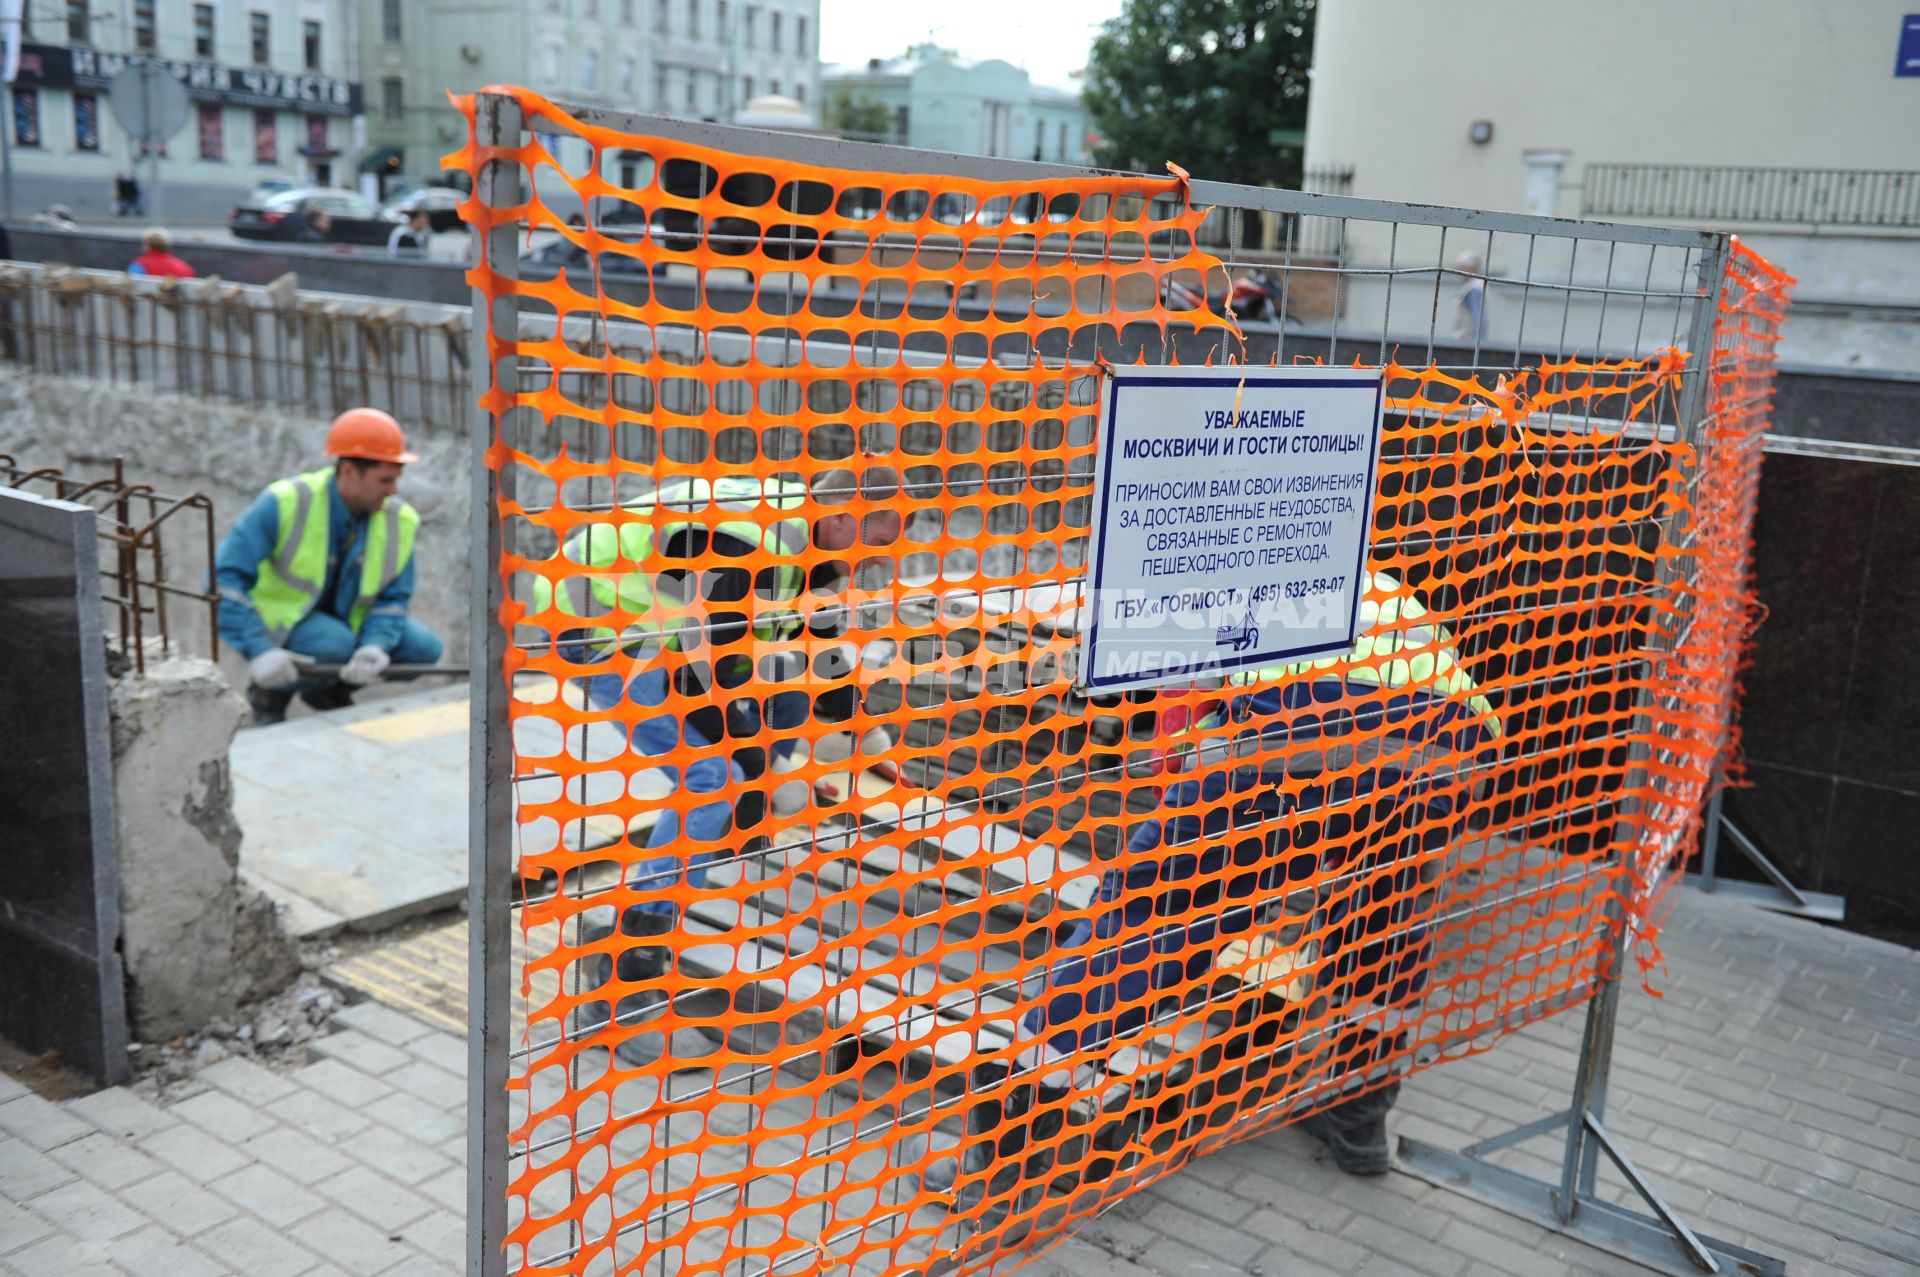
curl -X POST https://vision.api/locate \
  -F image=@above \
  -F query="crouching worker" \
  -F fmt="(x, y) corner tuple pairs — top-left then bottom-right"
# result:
(216, 408), (443, 725)
(526, 475), (810, 1064)
(949, 572), (1500, 1223)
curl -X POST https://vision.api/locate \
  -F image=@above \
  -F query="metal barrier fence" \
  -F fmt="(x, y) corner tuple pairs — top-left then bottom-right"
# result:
(0, 263), (473, 432)
(460, 91), (1790, 1277)
(1579, 161), (1920, 229)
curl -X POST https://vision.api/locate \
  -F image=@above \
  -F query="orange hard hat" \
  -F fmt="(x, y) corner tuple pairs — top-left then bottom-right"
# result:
(324, 408), (418, 465)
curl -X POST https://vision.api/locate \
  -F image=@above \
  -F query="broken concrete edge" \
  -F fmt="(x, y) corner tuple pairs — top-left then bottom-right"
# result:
(108, 656), (301, 1043)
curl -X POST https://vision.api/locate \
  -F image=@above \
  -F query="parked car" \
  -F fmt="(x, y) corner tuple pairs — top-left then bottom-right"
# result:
(245, 173), (301, 204)
(230, 188), (401, 245)
(380, 185), (466, 233)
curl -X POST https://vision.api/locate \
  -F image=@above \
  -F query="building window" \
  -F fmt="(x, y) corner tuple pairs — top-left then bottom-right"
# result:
(306, 115), (328, 151)
(543, 44), (560, 82)
(742, 4), (756, 46)
(769, 76), (779, 96)
(582, 50), (599, 91)
(381, 77), (403, 121)
(250, 12), (270, 64)
(133, 0), (156, 49)
(12, 89), (39, 147)
(893, 104), (908, 141)
(688, 0), (700, 36)
(619, 57), (634, 96)
(769, 10), (781, 51)
(584, 0), (597, 15)
(619, 0), (632, 20)
(74, 94), (99, 150)
(795, 13), (806, 52)
(716, 0), (727, 34)
(685, 69), (697, 110)
(380, 0), (401, 41)
(65, 0), (88, 43)
(253, 110), (276, 163)
(194, 4), (215, 56)
(197, 104), (223, 159)
(654, 0), (667, 31)
(303, 21), (322, 70)
(1057, 121), (1067, 158)
(795, 82), (804, 105)
(741, 74), (753, 100)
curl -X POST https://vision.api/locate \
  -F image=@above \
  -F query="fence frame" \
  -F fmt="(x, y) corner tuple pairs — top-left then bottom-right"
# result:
(463, 94), (1786, 1277)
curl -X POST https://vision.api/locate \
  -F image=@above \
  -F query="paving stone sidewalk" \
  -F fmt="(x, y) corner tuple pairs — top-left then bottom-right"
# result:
(3, 888), (1917, 1277)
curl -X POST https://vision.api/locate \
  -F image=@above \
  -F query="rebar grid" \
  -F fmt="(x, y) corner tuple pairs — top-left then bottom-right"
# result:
(0, 454), (218, 671)
(0, 263), (473, 433)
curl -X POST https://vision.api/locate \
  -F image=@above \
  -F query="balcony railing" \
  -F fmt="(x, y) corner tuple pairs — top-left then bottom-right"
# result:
(1580, 163), (1920, 229)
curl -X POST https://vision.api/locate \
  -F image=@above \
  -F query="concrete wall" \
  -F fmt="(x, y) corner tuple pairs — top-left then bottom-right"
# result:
(1304, 0), (1920, 209)
(7, 224), (475, 306)
(109, 659), (298, 1039)
(0, 365), (472, 670)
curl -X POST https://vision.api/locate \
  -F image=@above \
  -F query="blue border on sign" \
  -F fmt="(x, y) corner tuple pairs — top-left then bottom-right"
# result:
(1083, 369), (1387, 693)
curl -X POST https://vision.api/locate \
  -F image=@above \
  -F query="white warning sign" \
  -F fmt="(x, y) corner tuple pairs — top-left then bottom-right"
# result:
(1080, 364), (1385, 693)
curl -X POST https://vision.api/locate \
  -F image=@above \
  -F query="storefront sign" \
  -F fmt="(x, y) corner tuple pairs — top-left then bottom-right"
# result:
(17, 43), (362, 115)
(1081, 364), (1385, 693)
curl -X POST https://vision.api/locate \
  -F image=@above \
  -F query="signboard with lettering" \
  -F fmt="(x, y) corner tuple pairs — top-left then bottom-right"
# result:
(1080, 364), (1385, 693)
(15, 43), (362, 115)
(1899, 14), (1920, 76)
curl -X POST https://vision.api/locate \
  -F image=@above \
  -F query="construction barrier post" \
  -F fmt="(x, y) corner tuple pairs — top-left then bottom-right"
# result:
(467, 88), (521, 1277)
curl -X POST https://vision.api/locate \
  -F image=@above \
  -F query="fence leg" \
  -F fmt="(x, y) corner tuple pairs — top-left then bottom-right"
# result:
(1400, 972), (1783, 1277)
(1684, 792), (1845, 922)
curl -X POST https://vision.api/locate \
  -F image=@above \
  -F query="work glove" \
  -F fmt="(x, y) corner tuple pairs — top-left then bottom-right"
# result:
(248, 647), (305, 689)
(340, 644), (392, 686)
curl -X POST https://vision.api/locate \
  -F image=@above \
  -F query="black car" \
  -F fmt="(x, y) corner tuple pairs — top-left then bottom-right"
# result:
(381, 186), (466, 234)
(230, 188), (401, 245)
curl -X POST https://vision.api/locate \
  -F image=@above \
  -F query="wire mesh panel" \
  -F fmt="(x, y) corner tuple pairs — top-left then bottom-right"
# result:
(457, 91), (1785, 1277)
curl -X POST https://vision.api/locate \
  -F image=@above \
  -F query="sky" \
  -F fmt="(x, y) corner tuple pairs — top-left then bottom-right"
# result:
(818, 0), (1126, 90)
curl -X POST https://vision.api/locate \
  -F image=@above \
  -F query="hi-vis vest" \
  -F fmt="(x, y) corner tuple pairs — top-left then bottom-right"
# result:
(528, 475), (808, 652)
(249, 467), (420, 642)
(1225, 570), (1502, 734)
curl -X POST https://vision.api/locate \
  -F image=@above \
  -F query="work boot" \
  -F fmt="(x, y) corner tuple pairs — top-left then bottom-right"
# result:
(299, 683), (356, 713)
(1298, 1081), (1400, 1176)
(247, 685), (292, 726)
(572, 907), (676, 1064)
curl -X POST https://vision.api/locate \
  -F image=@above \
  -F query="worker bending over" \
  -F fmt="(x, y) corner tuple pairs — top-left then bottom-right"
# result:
(215, 408), (443, 724)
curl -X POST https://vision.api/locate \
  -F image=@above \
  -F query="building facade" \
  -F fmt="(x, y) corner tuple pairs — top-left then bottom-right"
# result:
(359, 0), (821, 196)
(7, 0), (363, 220)
(823, 47), (1088, 164)
(1302, 0), (1920, 372)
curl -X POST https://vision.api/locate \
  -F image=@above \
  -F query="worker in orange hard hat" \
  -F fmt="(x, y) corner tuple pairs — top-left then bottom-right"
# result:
(214, 407), (442, 724)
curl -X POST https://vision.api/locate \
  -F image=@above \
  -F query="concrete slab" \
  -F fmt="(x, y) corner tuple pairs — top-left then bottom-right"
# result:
(231, 684), (472, 937)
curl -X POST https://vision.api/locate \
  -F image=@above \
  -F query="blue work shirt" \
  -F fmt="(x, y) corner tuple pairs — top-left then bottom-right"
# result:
(214, 474), (417, 660)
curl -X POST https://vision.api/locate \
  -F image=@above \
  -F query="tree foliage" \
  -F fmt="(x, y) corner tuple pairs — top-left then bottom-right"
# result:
(826, 92), (894, 141)
(1083, 0), (1314, 188)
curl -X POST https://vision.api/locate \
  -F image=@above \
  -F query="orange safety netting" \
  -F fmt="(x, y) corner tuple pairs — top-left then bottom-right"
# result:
(454, 90), (1790, 1276)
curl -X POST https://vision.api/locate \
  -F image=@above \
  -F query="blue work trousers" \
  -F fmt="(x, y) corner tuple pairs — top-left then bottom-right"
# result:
(569, 641), (807, 918)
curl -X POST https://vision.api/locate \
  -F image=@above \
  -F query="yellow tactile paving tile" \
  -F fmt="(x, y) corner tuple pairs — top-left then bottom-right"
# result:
(344, 698), (471, 745)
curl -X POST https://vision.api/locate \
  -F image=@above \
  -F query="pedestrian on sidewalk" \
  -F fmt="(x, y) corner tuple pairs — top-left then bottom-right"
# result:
(214, 407), (443, 725)
(127, 228), (196, 278)
(387, 206), (431, 259)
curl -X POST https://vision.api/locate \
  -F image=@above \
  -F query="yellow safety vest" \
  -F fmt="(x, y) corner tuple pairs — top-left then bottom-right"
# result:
(1184, 571), (1502, 739)
(527, 476), (808, 652)
(248, 467), (419, 642)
